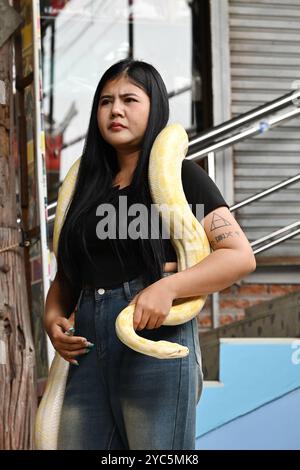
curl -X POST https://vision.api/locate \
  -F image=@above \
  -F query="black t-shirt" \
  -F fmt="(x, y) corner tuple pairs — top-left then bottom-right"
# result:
(78, 159), (229, 288)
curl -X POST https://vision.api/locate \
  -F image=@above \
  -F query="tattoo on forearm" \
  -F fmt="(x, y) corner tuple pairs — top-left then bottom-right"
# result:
(210, 212), (232, 231)
(210, 231), (241, 249)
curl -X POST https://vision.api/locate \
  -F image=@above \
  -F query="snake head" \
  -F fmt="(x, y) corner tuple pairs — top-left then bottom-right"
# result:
(156, 341), (189, 359)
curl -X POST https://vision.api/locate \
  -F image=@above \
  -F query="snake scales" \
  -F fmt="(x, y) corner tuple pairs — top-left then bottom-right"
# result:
(35, 123), (211, 449)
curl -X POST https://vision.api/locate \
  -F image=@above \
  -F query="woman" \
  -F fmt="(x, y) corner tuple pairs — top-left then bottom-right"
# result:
(44, 59), (256, 450)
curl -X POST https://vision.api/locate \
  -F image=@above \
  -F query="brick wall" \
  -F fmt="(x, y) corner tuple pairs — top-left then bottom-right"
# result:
(199, 283), (300, 330)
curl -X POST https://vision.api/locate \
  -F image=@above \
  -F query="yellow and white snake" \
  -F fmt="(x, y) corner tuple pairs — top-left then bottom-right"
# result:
(35, 123), (211, 449)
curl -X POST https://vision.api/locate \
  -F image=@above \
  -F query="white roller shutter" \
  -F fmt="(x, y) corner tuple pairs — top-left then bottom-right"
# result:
(229, 0), (300, 259)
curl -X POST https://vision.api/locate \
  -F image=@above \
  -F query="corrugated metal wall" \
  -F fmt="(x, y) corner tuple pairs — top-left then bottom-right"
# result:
(229, 0), (300, 258)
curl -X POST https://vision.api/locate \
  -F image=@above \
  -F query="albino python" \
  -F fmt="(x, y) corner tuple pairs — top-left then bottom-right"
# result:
(35, 123), (211, 449)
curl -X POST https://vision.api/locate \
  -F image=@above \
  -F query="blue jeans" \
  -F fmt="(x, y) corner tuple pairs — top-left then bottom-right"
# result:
(57, 274), (203, 450)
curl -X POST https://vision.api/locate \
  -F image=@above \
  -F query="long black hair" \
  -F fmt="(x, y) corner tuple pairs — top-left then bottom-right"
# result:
(57, 59), (170, 289)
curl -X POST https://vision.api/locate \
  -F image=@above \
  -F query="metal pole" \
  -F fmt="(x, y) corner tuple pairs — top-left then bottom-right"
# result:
(207, 151), (219, 327)
(187, 107), (300, 161)
(211, 292), (219, 329)
(32, 0), (54, 367)
(189, 88), (300, 148)
(49, 17), (55, 134)
(253, 228), (300, 255)
(230, 173), (300, 212)
(128, 0), (134, 59)
(251, 220), (300, 248)
(207, 151), (215, 181)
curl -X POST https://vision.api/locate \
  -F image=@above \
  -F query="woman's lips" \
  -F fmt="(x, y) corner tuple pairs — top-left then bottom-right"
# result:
(110, 125), (126, 131)
(110, 126), (125, 132)
(109, 123), (126, 131)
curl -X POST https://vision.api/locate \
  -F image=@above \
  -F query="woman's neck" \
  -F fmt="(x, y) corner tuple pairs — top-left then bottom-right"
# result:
(114, 150), (139, 187)
(112, 169), (134, 188)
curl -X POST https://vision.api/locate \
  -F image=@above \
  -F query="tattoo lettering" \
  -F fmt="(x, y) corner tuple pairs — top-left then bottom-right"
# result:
(210, 230), (241, 249)
(210, 212), (232, 231)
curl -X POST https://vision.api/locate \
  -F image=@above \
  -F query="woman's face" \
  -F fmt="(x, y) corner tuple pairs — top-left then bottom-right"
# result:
(97, 75), (150, 154)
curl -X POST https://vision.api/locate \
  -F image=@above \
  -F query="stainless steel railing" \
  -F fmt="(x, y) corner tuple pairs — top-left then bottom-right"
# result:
(188, 89), (300, 150)
(185, 89), (300, 257)
(185, 89), (300, 328)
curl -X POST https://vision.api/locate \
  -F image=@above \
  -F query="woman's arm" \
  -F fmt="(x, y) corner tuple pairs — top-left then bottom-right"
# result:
(131, 206), (256, 330)
(44, 271), (79, 330)
(44, 272), (92, 365)
(161, 206), (256, 298)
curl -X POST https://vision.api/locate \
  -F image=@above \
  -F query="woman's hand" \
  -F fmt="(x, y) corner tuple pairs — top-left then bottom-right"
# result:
(129, 279), (175, 330)
(45, 312), (94, 365)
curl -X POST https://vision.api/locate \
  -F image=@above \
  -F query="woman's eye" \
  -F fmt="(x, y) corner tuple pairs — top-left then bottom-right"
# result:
(99, 98), (137, 106)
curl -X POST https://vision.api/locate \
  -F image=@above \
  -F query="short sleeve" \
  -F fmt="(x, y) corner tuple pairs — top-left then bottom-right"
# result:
(181, 159), (229, 218)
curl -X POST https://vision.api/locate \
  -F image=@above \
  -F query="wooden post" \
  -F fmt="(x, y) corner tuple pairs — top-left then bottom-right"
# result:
(0, 25), (36, 450)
